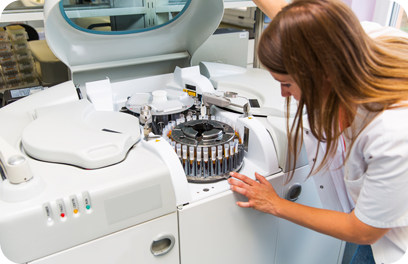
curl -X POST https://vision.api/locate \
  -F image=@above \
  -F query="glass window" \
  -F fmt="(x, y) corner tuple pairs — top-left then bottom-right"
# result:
(61, 0), (190, 33)
(389, 2), (408, 32)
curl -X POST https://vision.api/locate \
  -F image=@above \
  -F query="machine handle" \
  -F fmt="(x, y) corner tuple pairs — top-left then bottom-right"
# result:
(285, 183), (302, 202)
(150, 234), (175, 257)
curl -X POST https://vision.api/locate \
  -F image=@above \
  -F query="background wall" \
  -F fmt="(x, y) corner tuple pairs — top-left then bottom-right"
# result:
(342, 0), (377, 21)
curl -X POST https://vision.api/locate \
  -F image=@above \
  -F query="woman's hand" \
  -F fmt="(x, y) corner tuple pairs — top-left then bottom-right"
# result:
(228, 171), (284, 216)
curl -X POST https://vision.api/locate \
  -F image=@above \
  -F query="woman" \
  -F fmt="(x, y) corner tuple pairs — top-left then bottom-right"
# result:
(228, 0), (408, 263)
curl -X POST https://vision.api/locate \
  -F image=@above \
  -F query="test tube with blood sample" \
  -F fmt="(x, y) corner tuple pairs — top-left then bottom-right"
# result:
(203, 147), (209, 177)
(211, 146), (217, 176)
(217, 145), (223, 175)
(196, 147), (202, 177)
(223, 143), (229, 174)
(182, 145), (189, 175)
(234, 139), (239, 168)
(189, 146), (195, 176)
(229, 141), (235, 171)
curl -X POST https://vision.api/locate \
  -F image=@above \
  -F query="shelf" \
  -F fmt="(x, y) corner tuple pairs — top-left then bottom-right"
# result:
(65, 6), (147, 19)
(223, 1), (257, 9)
(0, 11), (44, 22)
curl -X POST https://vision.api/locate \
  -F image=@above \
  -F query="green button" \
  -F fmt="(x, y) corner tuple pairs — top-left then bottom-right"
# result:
(86, 205), (91, 210)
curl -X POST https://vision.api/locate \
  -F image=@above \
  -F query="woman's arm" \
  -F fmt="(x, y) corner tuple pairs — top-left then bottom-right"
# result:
(228, 172), (390, 245)
(252, 0), (288, 19)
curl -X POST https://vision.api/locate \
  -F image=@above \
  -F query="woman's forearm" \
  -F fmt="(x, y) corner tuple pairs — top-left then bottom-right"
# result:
(252, 0), (288, 19)
(277, 199), (390, 245)
(228, 172), (390, 245)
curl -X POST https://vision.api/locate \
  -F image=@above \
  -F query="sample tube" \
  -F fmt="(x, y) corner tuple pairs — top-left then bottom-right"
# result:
(216, 116), (221, 122)
(187, 116), (192, 122)
(176, 119), (181, 125)
(177, 143), (182, 163)
(203, 147), (209, 177)
(162, 127), (169, 139)
(211, 116), (216, 121)
(238, 144), (244, 164)
(196, 147), (202, 177)
(234, 139), (239, 168)
(204, 115), (208, 120)
(217, 145), (223, 175)
(211, 146), (217, 176)
(189, 146), (195, 176)
(198, 115), (203, 120)
(171, 141), (176, 152)
(229, 141), (235, 171)
(182, 145), (189, 175)
(224, 143), (229, 174)
(192, 115), (197, 121)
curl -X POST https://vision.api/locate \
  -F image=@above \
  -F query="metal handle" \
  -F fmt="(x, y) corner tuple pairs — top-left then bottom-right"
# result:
(150, 234), (175, 257)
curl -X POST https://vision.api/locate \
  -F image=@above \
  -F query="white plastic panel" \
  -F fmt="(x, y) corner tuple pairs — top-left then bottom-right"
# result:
(0, 144), (176, 263)
(179, 175), (282, 264)
(30, 213), (179, 264)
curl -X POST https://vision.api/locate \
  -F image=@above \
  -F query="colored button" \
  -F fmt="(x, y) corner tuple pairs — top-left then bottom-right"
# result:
(43, 203), (54, 223)
(82, 191), (92, 212)
(56, 199), (67, 219)
(70, 195), (80, 215)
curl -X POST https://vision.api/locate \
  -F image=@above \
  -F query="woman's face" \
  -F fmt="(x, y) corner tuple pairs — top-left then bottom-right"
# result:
(269, 72), (302, 101)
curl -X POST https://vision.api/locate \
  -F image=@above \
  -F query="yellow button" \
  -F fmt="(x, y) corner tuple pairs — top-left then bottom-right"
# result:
(73, 209), (78, 214)
(248, 117), (253, 119)
(156, 139), (160, 142)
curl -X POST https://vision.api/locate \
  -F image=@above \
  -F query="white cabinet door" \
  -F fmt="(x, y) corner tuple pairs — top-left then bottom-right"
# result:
(275, 166), (344, 264)
(30, 212), (179, 264)
(179, 176), (282, 264)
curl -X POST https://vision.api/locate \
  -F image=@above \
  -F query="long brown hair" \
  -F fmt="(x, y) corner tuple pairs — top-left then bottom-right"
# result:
(258, 0), (408, 180)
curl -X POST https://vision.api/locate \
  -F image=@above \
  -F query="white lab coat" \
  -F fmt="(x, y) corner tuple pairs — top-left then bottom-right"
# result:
(303, 22), (408, 264)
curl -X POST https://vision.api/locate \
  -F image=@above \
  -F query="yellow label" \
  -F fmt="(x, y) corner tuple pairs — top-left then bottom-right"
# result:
(156, 139), (161, 142)
(183, 89), (196, 97)
(248, 117), (253, 119)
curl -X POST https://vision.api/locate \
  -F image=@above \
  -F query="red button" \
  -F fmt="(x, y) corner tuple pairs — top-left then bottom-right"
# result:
(61, 213), (65, 218)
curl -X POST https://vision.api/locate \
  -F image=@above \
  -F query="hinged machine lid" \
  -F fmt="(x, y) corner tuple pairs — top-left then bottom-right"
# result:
(43, 0), (224, 86)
